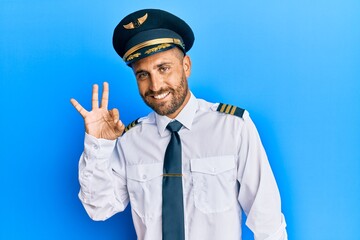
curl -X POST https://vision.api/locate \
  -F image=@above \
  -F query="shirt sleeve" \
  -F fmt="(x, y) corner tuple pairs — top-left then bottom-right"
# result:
(237, 112), (287, 240)
(78, 133), (129, 221)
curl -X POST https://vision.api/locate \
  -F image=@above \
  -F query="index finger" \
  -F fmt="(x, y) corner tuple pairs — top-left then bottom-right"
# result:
(101, 82), (109, 109)
(70, 98), (88, 118)
(92, 84), (99, 109)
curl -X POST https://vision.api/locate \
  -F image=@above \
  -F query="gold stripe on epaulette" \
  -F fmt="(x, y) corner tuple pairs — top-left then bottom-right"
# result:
(217, 103), (245, 118)
(230, 105), (237, 115)
(225, 104), (232, 114)
(124, 118), (139, 133)
(219, 103), (227, 113)
(220, 104), (237, 115)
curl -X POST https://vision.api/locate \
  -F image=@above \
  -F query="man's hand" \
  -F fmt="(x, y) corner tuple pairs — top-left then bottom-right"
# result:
(70, 82), (125, 140)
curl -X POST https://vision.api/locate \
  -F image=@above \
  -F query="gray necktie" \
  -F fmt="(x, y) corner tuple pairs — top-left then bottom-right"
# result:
(162, 120), (185, 240)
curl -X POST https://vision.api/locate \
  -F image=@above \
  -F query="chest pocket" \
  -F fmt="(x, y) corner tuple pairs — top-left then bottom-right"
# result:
(127, 162), (163, 220)
(191, 155), (237, 213)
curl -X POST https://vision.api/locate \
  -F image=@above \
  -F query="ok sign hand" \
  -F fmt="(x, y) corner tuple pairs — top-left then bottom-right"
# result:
(70, 82), (125, 140)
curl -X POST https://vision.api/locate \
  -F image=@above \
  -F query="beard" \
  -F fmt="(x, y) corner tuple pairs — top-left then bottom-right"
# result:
(140, 73), (189, 116)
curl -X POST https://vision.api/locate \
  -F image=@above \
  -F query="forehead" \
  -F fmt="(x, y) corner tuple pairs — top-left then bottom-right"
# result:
(131, 48), (182, 70)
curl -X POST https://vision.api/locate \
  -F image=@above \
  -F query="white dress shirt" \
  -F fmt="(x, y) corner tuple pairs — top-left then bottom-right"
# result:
(78, 93), (287, 240)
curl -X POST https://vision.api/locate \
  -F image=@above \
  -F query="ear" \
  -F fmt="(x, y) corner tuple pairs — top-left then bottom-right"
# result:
(183, 55), (192, 78)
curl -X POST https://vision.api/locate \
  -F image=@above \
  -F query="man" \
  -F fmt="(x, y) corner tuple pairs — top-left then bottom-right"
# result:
(71, 9), (287, 240)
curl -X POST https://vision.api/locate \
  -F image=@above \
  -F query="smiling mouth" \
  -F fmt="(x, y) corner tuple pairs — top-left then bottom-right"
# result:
(152, 91), (170, 100)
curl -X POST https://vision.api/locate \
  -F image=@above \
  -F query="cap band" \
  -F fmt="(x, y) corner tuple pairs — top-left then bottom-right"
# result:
(123, 38), (184, 61)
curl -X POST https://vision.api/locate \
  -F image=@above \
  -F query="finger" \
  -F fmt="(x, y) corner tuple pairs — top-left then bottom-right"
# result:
(116, 119), (125, 135)
(111, 108), (119, 122)
(92, 84), (99, 109)
(70, 98), (88, 118)
(111, 108), (125, 135)
(101, 82), (109, 109)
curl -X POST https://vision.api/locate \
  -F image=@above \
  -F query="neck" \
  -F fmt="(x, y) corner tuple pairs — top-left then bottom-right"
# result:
(166, 90), (191, 119)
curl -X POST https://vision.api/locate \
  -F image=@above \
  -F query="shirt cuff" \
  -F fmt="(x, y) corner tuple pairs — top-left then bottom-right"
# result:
(83, 133), (117, 160)
(264, 214), (287, 240)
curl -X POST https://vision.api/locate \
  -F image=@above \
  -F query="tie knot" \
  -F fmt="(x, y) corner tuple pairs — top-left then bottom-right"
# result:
(167, 120), (182, 133)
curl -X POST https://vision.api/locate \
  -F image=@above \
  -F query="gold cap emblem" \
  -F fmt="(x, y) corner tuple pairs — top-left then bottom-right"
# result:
(123, 13), (148, 29)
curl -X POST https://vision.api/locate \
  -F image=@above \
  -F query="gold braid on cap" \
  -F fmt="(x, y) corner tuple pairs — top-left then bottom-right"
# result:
(123, 38), (184, 62)
(145, 43), (171, 55)
(126, 53), (141, 61)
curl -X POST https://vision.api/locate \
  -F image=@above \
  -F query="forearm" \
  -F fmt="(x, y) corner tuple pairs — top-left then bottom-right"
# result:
(237, 113), (287, 239)
(78, 133), (129, 221)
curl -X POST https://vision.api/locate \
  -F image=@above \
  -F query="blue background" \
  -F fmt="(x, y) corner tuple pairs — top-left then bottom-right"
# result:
(1, 0), (359, 239)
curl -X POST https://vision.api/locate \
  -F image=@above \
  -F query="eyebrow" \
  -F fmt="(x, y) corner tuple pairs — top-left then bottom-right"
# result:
(154, 61), (173, 70)
(134, 61), (173, 75)
(134, 69), (148, 76)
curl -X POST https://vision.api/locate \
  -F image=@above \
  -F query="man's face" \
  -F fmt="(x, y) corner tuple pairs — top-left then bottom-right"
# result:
(131, 47), (192, 118)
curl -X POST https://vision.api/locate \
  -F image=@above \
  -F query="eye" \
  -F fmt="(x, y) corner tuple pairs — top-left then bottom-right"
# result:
(159, 65), (170, 73)
(137, 72), (149, 80)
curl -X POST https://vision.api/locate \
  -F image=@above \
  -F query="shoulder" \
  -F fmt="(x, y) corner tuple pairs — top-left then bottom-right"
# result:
(124, 118), (141, 133)
(197, 98), (247, 119)
(215, 103), (246, 118)
(123, 112), (156, 134)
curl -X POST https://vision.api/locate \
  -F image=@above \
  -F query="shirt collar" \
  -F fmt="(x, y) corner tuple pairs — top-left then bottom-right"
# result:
(155, 92), (198, 137)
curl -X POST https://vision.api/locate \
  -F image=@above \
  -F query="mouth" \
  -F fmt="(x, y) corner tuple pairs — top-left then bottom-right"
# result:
(152, 91), (170, 100)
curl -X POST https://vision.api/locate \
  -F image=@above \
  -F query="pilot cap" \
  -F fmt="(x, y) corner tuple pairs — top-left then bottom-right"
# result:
(113, 9), (194, 65)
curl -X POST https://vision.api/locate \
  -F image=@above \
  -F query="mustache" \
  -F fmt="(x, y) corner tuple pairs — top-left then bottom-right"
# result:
(145, 88), (172, 97)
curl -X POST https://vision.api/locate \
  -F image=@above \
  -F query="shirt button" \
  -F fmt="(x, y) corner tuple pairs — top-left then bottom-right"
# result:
(142, 175), (147, 180)
(212, 167), (216, 173)
(93, 145), (99, 150)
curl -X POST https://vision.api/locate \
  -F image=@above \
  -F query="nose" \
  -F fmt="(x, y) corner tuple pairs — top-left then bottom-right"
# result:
(149, 74), (163, 91)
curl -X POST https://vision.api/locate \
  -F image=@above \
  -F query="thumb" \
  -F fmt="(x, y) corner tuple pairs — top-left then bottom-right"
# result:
(115, 119), (125, 135)
(111, 108), (120, 123)
(111, 108), (125, 134)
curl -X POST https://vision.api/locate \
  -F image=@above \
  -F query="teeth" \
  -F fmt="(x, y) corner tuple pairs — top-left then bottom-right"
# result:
(153, 92), (169, 99)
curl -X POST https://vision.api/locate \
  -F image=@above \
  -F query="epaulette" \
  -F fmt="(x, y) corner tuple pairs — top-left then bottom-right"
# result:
(124, 118), (140, 133)
(217, 103), (245, 118)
